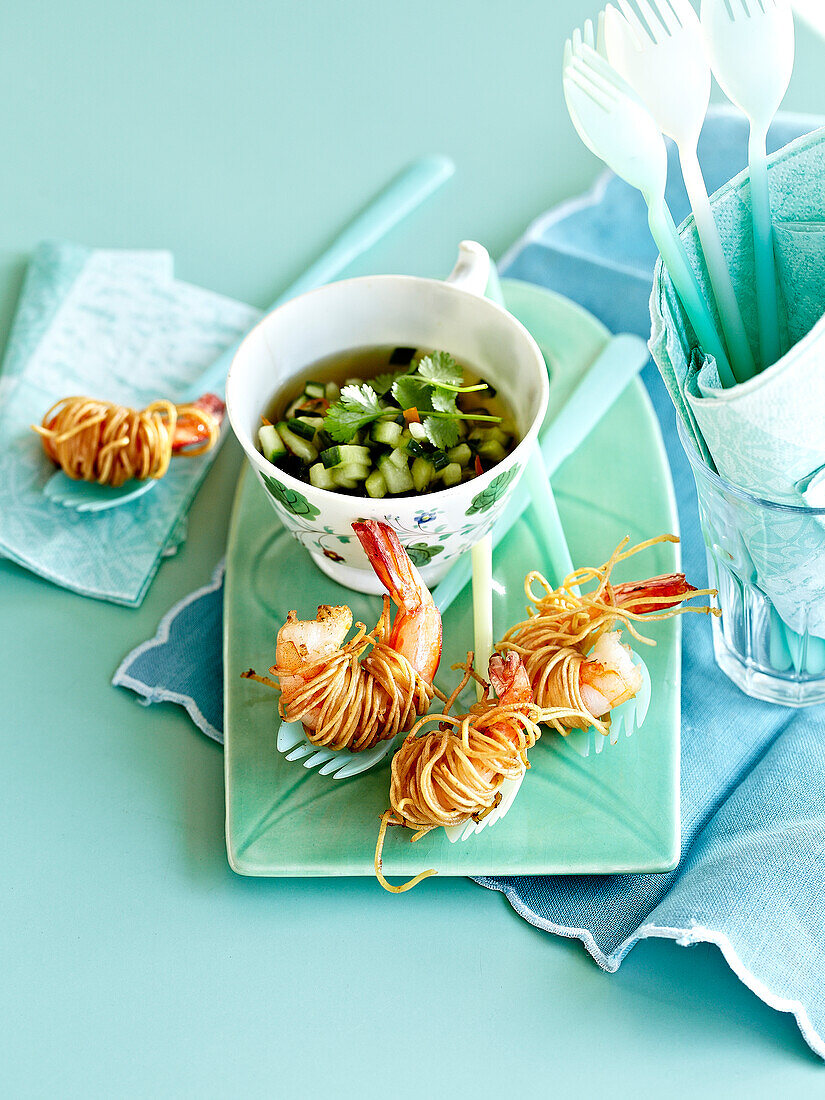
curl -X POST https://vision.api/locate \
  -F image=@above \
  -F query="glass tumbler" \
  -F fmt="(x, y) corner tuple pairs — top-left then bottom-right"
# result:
(678, 419), (825, 707)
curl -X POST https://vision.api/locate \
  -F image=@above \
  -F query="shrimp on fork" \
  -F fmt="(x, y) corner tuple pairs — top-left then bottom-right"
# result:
(374, 650), (588, 893)
(243, 520), (442, 753)
(497, 534), (718, 733)
(34, 393), (224, 486)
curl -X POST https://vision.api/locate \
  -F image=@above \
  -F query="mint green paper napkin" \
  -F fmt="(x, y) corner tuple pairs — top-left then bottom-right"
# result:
(649, 126), (825, 637)
(0, 241), (259, 606)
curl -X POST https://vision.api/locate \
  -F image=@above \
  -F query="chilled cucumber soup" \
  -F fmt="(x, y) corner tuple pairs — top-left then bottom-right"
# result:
(258, 345), (518, 498)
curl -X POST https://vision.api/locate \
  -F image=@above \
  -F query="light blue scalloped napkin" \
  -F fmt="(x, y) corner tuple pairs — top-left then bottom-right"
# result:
(0, 240), (259, 605)
(113, 113), (825, 1060)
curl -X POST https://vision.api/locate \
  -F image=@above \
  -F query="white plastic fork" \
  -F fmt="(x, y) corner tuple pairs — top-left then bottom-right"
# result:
(562, 24), (736, 388)
(604, 0), (756, 382)
(700, 0), (794, 369)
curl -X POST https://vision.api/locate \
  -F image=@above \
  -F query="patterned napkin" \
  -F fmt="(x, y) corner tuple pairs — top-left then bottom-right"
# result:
(114, 114), (825, 1058)
(0, 241), (259, 606)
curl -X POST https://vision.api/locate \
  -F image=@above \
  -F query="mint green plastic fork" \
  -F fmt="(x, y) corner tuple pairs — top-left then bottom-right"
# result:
(700, 0), (795, 369)
(563, 27), (736, 388)
(604, 0), (757, 383)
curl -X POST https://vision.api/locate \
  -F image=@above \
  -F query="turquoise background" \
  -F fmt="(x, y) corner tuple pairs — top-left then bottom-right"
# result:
(1, 1), (824, 1094)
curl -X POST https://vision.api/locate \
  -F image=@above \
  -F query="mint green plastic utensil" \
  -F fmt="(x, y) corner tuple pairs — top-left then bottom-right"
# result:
(44, 155), (455, 514)
(434, 330), (650, 612)
(604, 0), (757, 383)
(563, 29), (736, 387)
(700, 0), (795, 368)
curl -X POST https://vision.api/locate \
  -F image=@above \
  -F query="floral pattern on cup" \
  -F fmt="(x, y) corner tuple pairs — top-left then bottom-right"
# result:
(262, 474), (320, 520)
(465, 463), (520, 515)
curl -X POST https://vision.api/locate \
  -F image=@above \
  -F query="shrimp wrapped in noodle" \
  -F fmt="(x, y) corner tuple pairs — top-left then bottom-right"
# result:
(374, 651), (587, 893)
(497, 534), (718, 733)
(243, 520), (442, 752)
(33, 393), (224, 487)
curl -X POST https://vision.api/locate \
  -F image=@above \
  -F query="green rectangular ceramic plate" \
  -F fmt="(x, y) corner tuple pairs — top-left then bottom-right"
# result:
(224, 279), (680, 879)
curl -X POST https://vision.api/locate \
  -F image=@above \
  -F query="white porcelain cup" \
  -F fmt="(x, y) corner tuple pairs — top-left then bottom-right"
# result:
(226, 241), (548, 594)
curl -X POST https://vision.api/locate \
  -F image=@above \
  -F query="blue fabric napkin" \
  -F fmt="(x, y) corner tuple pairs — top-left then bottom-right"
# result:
(0, 241), (258, 606)
(113, 112), (825, 1058)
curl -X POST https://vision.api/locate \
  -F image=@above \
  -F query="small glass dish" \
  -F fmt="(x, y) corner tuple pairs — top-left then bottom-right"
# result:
(678, 418), (825, 707)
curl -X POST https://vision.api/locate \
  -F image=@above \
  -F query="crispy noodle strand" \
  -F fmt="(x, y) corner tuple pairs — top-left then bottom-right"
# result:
(373, 655), (585, 894)
(496, 534), (718, 722)
(243, 598), (439, 753)
(33, 396), (221, 487)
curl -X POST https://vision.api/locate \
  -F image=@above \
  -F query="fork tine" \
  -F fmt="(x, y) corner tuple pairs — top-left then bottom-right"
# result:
(605, 2), (644, 52)
(583, 17), (596, 48)
(578, 43), (631, 94)
(635, 0), (669, 41)
(667, 0), (700, 27)
(596, 10), (608, 55)
(566, 66), (614, 114)
(651, 0), (681, 35)
(572, 25), (583, 54)
(618, 0), (653, 44)
(571, 58), (621, 108)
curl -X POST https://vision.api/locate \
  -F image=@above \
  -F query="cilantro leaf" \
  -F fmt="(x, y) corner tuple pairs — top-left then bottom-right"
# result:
(431, 387), (457, 415)
(324, 384), (386, 442)
(369, 372), (396, 396)
(423, 416), (460, 449)
(417, 351), (462, 389)
(392, 375), (434, 413)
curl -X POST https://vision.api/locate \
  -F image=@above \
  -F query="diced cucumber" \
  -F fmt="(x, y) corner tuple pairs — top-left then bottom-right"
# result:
(385, 447), (410, 471)
(477, 439), (507, 463)
(389, 346), (416, 365)
(288, 416), (322, 441)
(315, 429), (334, 452)
(411, 456), (435, 493)
(324, 381), (340, 402)
(258, 423), (286, 462)
(332, 464), (369, 487)
(344, 377), (361, 387)
(378, 454), (414, 494)
(441, 462), (462, 488)
(468, 425), (508, 446)
(304, 381), (326, 399)
(320, 444), (371, 469)
(406, 439), (428, 458)
(335, 462), (370, 482)
(309, 463), (335, 490)
(408, 421), (427, 442)
(447, 443), (472, 467)
(365, 470), (387, 498)
(430, 450), (450, 472)
(371, 420), (403, 447)
(276, 421), (318, 463)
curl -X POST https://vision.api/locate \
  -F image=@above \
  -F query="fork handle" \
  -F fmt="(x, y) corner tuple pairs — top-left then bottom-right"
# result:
(647, 200), (737, 389)
(678, 145), (756, 384)
(748, 124), (782, 369)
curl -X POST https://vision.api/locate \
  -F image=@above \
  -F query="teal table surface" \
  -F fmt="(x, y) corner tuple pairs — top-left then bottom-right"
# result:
(2, 2), (824, 1095)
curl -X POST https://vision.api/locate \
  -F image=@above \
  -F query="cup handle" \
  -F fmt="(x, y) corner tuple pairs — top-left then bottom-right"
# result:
(445, 240), (490, 298)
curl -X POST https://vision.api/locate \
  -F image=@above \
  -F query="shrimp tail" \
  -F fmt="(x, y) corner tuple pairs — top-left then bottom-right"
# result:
(488, 652), (533, 707)
(611, 573), (697, 615)
(353, 520), (421, 608)
(171, 393), (225, 452)
(353, 519), (442, 684)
